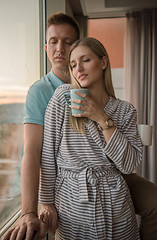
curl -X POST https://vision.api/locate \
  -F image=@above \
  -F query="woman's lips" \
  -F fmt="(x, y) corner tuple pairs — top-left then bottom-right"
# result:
(78, 74), (88, 80)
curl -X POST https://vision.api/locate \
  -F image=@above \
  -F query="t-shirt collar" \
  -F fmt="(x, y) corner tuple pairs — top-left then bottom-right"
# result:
(49, 68), (65, 88)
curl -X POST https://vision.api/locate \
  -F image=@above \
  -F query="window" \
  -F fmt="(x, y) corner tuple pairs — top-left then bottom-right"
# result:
(88, 18), (126, 99)
(0, 0), (40, 230)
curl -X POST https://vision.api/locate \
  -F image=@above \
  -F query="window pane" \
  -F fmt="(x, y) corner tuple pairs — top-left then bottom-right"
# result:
(88, 18), (126, 99)
(0, 0), (40, 227)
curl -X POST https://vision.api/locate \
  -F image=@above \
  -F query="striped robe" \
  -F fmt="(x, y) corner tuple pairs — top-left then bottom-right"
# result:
(39, 84), (142, 240)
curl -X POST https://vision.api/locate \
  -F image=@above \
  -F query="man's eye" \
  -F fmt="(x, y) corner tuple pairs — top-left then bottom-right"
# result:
(84, 59), (90, 62)
(49, 40), (57, 44)
(66, 41), (72, 45)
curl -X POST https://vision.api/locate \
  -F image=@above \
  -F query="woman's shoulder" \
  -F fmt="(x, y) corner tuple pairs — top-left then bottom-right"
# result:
(106, 97), (136, 115)
(117, 98), (136, 112)
(55, 84), (72, 94)
(52, 84), (72, 104)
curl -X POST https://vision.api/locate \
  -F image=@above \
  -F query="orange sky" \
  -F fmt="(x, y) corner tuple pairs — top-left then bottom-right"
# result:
(0, 87), (27, 104)
(88, 18), (126, 68)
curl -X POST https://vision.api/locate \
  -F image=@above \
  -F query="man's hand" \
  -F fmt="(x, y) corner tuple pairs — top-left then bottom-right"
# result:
(2, 214), (46, 240)
(39, 204), (59, 234)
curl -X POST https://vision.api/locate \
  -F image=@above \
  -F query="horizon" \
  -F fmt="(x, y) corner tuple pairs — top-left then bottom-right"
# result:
(0, 85), (28, 105)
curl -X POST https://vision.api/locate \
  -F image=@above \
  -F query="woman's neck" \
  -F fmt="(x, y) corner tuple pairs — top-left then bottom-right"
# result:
(89, 87), (109, 108)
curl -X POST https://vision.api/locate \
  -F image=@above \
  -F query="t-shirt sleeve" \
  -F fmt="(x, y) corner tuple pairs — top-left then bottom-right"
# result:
(23, 81), (54, 126)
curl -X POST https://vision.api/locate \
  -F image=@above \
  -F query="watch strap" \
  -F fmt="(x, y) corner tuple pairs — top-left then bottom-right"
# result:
(98, 118), (114, 131)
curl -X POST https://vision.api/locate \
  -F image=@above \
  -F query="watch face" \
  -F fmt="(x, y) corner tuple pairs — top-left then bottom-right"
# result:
(108, 119), (113, 127)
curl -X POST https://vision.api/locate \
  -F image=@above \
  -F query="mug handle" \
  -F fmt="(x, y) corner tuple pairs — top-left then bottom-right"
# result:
(64, 93), (71, 107)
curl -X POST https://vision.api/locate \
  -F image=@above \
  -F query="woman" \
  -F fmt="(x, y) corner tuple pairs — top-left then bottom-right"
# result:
(39, 37), (142, 239)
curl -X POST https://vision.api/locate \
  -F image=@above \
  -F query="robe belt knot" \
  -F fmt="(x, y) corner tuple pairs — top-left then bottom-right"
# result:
(58, 166), (118, 203)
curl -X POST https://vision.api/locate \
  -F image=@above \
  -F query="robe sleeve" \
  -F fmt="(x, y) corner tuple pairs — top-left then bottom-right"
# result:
(104, 103), (143, 174)
(39, 91), (65, 204)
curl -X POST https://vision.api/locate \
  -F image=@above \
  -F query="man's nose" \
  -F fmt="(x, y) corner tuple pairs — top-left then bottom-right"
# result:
(56, 41), (65, 53)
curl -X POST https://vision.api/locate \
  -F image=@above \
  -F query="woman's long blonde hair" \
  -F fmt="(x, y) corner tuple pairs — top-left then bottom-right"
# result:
(68, 37), (116, 134)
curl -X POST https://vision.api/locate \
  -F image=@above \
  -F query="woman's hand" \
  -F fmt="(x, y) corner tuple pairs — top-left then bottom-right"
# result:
(39, 204), (59, 234)
(71, 91), (108, 124)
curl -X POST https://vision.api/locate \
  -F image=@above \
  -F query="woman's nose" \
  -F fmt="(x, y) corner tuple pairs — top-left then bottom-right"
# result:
(77, 63), (83, 72)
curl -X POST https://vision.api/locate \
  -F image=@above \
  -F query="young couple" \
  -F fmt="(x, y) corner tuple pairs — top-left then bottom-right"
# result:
(3, 12), (157, 240)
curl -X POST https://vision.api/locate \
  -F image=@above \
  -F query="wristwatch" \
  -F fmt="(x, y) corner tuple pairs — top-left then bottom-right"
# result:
(98, 118), (114, 131)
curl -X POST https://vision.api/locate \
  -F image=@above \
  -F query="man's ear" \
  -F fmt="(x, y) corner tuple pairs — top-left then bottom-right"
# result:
(101, 56), (108, 70)
(45, 44), (47, 52)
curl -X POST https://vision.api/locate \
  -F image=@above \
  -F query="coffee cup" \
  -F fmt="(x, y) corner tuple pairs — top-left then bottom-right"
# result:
(138, 124), (153, 146)
(64, 88), (89, 116)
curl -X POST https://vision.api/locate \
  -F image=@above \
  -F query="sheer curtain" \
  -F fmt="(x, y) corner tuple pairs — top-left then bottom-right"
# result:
(124, 9), (157, 183)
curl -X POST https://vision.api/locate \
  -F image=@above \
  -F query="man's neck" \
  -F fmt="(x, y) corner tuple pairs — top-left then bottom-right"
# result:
(53, 68), (70, 83)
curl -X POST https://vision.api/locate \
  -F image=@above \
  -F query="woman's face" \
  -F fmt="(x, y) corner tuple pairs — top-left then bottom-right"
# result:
(70, 45), (107, 89)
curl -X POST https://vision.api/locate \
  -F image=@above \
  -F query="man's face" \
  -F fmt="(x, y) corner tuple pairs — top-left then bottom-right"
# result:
(46, 24), (78, 74)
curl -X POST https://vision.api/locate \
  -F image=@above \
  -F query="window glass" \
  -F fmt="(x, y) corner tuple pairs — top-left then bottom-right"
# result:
(88, 18), (126, 99)
(0, 0), (40, 227)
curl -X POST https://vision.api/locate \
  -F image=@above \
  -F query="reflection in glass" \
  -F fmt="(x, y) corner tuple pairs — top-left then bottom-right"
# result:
(0, 0), (40, 229)
(0, 123), (23, 224)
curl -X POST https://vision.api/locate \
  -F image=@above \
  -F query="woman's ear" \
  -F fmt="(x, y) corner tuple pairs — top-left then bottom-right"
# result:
(101, 56), (108, 70)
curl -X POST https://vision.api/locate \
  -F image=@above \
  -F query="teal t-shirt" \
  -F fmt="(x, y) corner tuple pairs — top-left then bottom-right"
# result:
(24, 69), (64, 126)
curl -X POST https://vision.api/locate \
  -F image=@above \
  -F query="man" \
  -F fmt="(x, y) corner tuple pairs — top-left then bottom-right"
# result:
(3, 13), (80, 240)
(3, 12), (157, 240)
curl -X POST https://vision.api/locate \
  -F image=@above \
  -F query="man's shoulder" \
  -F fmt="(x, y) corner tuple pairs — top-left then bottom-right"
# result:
(27, 72), (60, 101)
(30, 73), (53, 91)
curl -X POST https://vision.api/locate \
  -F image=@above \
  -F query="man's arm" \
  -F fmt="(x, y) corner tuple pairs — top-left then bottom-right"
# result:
(21, 123), (43, 215)
(3, 124), (46, 240)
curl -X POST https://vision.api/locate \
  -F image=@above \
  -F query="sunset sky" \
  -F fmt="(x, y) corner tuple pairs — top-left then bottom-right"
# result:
(0, 85), (28, 104)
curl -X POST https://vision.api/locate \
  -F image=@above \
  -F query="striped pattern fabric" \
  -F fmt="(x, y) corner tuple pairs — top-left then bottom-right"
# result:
(39, 84), (142, 239)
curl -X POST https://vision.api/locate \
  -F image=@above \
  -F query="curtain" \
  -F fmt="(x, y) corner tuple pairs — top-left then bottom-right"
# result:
(124, 9), (157, 183)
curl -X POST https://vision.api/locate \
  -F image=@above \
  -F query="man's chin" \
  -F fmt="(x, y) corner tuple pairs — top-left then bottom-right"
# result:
(56, 63), (67, 71)
(52, 63), (68, 73)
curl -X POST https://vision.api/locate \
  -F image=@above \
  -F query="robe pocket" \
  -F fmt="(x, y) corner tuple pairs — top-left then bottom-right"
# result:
(107, 175), (133, 222)
(55, 176), (94, 226)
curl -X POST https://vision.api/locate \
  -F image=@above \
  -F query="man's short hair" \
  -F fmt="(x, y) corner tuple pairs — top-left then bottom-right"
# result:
(47, 12), (80, 40)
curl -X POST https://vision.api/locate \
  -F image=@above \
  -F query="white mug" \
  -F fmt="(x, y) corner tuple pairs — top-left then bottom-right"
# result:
(138, 124), (153, 146)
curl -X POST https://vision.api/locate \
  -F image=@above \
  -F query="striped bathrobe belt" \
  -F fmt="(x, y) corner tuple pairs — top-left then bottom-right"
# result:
(58, 166), (119, 203)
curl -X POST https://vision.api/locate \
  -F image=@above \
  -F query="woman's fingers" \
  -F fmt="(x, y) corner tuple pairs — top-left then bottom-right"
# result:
(39, 206), (59, 234)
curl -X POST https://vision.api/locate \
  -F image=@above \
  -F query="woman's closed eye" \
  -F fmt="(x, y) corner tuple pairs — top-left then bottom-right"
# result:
(71, 63), (76, 69)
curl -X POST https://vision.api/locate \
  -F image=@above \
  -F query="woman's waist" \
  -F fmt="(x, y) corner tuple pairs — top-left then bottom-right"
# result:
(57, 165), (120, 203)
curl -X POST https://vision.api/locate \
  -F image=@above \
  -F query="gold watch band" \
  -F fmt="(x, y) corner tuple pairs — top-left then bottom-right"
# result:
(98, 118), (114, 131)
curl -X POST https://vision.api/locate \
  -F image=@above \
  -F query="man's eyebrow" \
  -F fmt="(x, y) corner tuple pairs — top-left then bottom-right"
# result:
(48, 37), (56, 42)
(63, 37), (74, 42)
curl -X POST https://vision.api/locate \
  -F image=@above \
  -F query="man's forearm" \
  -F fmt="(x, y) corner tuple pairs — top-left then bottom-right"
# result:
(21, 153), (40, 215)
